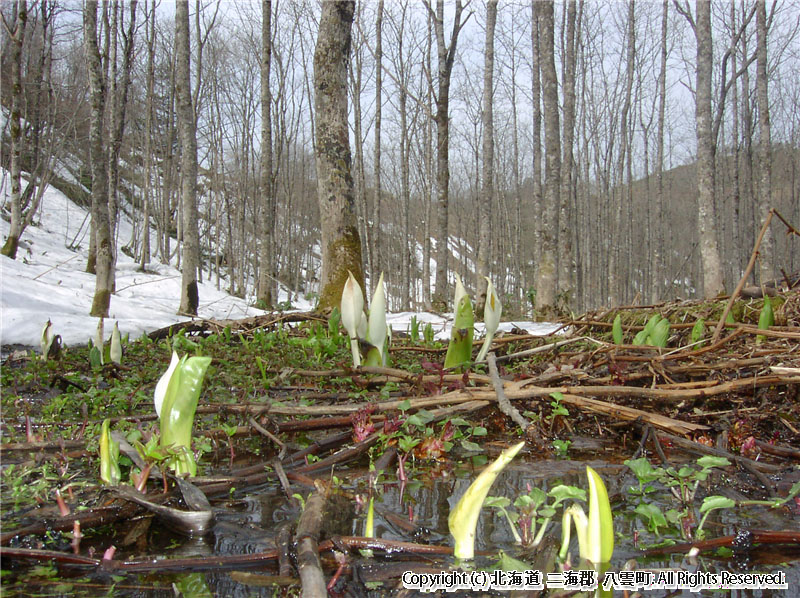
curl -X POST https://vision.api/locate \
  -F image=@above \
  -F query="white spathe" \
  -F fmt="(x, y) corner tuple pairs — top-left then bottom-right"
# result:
(154, 350), (180, 419)
(367, 272), (387, 362)
(341, 270), (365, 367)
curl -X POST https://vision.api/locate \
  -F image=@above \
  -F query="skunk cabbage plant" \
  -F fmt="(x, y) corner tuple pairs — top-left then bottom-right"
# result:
(40, 320), (55, 361)
(453, 274), (467, 319)
(154, 351), (180, 418)
(612, 314), (623, 345)
(364, 272), (388, 367)
(444, 293), (474, 370)
(558, 466), (614, 564)
(757, 296), (773, 344)
(110, 322), (122, 364)
(155, 352), (212, 476)
(91, 318), (105, 366)
(99, 418), (121, 486)
(448, 440), (525, 559)
(476, 277), (502, 362)
(341, 271), (365, 367)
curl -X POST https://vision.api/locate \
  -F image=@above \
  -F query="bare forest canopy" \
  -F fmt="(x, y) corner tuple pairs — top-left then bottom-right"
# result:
(2, 0), (800, 315)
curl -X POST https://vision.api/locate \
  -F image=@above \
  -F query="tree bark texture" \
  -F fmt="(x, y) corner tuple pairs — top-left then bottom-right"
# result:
(558, 0), (577, 301)
(371, 0), (384, 297)
(534, 0), (561, 314)
(755, 0), (774, 284)
(475, 0), (497, 312)
(176, 0), (200, 315)
(313, 0), (363, 311)
(257, 0), (275, 307)
(431, 0), (465, 309)
(694, 0), (725, 298)
(1, 0), (27, 259)
(84, 0), (113, 317)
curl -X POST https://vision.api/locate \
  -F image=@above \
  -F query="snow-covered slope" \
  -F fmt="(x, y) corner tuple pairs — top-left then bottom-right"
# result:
(0, 175), (292, 348)
(1, 175), (558, 350)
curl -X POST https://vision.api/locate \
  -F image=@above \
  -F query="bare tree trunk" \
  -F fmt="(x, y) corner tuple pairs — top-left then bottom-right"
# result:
(755, 0), (774, 283)
(694, 0), (725, 297)
(431, 0), (467, 309)
(534, 0), (560, 315)
(422, 8), (433, 309)
(106, 0), (137, 292)
(0, 0), (27, 259)
(530, 0), (543, 282)
(609, 0), (635, 306)
(558, 0), (577, 302)
(654, 0), (668, 301)
(257, 0), (275, 307)
(140, 0), (156, 271)
(314, 1), (363, 311)
(176, 0), (200, 315)
(83, 0), (113, 317)
(371, 0), (383, 294)
(730, 1), (741, 281)
(349, 30), (369, 294)
(475, 0), (497, 311)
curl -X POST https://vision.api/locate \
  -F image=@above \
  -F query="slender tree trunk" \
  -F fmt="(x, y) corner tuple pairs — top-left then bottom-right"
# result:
(140, 0), (156, 271)
(694, 0), (725, 297)
(475, 0), (497, 311)
(530, 0), (543, 283)
(84, 0), (113, 317)
(371, 0), (383, 294)
(609, 0), (635, 306)
(257, 0), (275, 307)
(730, 1), (741, 281)
(1, 0), (27, 259)
(106, 0), (137, 292)
(755, 0), (774, 283)
(431, 0), (466, 309)
(175, 0), (200, 315)
(558, 0), (577, 302)
(534, 0), (561, 315)
(422, 9), (433, 309)
(654, 0), (668, 301)
(314, 1), (363, 310)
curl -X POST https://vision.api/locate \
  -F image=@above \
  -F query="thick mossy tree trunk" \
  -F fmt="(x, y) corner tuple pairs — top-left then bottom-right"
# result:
(313, 1), (363, 311)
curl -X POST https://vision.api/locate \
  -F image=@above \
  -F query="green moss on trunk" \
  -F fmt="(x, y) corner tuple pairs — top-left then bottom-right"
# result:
(1, 236), (19, 259)
(317, 227), (363, 312)
(90, 289), (110, 318)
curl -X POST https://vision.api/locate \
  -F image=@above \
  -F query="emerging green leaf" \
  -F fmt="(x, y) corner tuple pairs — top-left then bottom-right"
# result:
(612, 314), (623, 345)
(444, 295), (474, 370)
(649, 318), (670, 348)
(99, 419), (121, 486)
(757, 296), (773, 344)
(691, 318), (706, 348)
(158, 355), (212, 477)
(448, 441), (525, 559)
(586, 466), (614, 563)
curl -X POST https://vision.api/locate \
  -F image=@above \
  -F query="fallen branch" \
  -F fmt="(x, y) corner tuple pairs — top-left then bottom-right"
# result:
(487, 352), (528, 430)
(295, 491), (328, 598)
